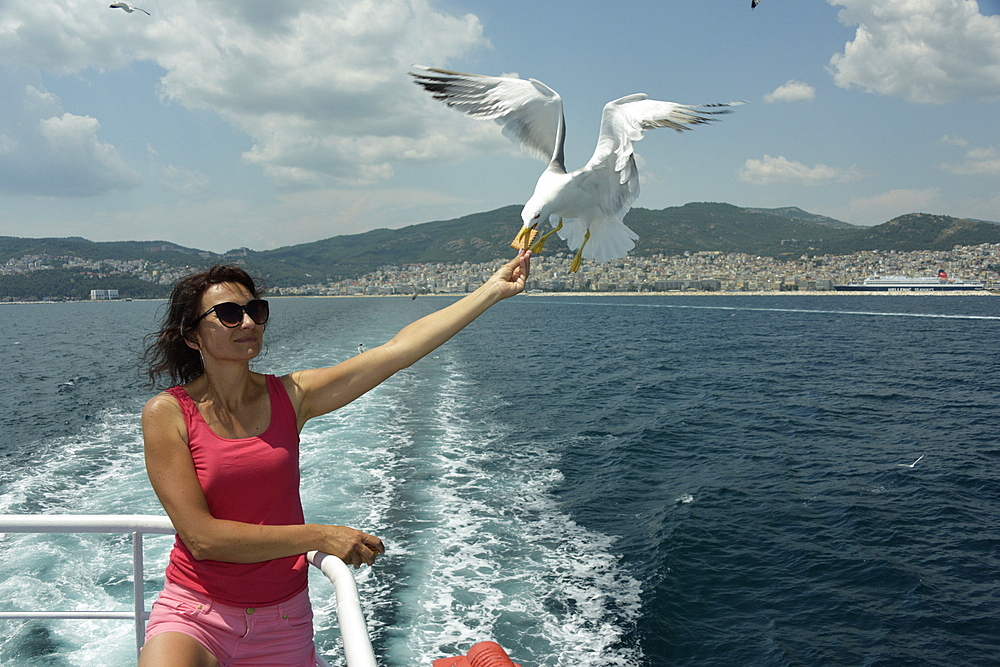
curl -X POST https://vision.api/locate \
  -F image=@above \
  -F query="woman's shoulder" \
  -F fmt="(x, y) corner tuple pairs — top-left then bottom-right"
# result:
(143, 389), (183, 416)
(275, 371), (302, 398)
(141, 389), (188, 440)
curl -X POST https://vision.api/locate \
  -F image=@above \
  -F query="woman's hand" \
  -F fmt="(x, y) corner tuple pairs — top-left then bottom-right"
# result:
(314, 524), (385, 569)
(485, 250), (531, 303)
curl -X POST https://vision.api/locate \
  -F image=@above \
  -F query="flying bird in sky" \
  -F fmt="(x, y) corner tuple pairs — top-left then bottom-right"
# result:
(752, 0), (762, 8)
(109, 2), (150, 15)
(410, 66), (739, 272)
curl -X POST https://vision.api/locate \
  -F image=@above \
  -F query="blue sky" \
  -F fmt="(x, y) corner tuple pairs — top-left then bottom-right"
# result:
(1, 0), (998, 253)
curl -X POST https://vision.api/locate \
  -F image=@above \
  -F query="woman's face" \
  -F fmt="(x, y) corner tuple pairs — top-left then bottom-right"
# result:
(189, 282), (264, 363)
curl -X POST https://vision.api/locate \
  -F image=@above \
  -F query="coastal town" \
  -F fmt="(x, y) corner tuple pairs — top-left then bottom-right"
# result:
(285, 243), (1000, 296)
(4, 242), (1000, 300)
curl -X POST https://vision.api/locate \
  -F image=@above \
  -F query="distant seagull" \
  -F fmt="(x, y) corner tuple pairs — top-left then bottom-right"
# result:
(110, 2), (150, 15)
(357, 343), (365, 354)
(410, 283), (418, 300)
(751, 0), (762, 8)
(409, 65), (740, 272)
(898, 454), (925, 468)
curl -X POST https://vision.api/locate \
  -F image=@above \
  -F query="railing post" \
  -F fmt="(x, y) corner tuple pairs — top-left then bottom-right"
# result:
(307, 551), (377, 667)
(133, 530), (146, 658)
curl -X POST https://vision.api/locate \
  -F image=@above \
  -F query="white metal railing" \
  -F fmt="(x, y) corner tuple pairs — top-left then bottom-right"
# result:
(0, 515), (377, 666)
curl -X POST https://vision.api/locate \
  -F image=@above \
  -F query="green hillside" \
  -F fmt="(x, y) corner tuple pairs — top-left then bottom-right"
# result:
(0, 237), (205, 264)
(3, 204), (999, 298)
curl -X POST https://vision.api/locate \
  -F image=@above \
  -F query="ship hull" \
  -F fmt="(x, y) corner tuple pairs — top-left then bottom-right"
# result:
(833, 284), (985, 291)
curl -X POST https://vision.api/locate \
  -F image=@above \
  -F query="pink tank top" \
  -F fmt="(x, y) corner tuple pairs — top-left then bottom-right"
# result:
(164, 374), (308, 606)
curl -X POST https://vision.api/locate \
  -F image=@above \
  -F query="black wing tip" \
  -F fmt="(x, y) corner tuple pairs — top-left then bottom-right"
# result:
(695, 101), (747, 114)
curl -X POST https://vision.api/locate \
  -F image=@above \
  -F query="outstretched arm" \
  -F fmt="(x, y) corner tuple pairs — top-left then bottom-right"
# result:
(285, 251), (530, 427)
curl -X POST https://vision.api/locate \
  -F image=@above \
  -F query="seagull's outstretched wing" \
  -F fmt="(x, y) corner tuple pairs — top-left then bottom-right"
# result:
(110, 2), (150, 14)
(581, 96), (740, 220)
(409, 65), (565, 169)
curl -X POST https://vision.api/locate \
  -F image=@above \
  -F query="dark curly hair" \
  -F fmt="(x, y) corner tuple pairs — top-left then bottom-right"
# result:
(142, 265), (266, 388)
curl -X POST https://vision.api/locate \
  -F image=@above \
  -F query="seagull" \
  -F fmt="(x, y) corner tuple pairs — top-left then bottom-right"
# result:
(751, 0), (762, 7)
(410, 66), (740, 272)
(110, 2), (150, 15)
(898, 454), (925, 468)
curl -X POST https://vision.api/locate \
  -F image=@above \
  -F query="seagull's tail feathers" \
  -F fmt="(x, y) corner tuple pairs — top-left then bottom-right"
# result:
(557, 217), (638, 263)
(555, 218), (587, 250)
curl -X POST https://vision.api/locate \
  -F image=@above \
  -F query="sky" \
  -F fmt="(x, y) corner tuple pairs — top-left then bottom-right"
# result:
(1, 0), (998, 253)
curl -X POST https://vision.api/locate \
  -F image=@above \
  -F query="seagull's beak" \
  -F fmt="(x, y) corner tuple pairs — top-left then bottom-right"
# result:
(510, 224), (539, 251)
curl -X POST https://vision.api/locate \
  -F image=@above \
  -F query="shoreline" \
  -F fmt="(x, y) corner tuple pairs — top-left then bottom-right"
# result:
(522, 290), (995, 297)
(2, 290), (993, 305)
(299, 289), (996, 298)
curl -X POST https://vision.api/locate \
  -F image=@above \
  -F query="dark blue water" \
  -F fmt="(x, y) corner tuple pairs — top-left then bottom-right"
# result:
(1, 295), (999, 666)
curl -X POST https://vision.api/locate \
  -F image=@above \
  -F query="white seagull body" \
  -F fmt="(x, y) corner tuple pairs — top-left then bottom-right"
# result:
(410, 66), (739, 271)
(110, 2), (150, 15)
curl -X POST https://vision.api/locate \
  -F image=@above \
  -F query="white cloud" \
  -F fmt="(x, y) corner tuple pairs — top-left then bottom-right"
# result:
(0, 84), (141, 197)
(0, 1), (144, 74)
(0, 0), (493, 189)
(828, 0), (1000, 103)
(738, 155), (863, 185)
(938, 134), (969, 147)
(148, 0), (491, 187)
(764, 80), (816, 103)
(942, 145), (1000, 174)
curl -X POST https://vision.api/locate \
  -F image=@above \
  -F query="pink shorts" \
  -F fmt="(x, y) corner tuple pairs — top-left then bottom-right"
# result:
(144, 580), (318, 666)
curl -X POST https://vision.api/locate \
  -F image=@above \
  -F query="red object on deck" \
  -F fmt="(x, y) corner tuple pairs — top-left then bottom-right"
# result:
(433, 641), (522, 667)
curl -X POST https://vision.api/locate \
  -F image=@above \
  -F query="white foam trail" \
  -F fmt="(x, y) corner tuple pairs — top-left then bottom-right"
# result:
(300, 355), (643, 666)
(389, 360), (641, 666)
(0, 407), (170, 666)
(551, 300), (1000, 320)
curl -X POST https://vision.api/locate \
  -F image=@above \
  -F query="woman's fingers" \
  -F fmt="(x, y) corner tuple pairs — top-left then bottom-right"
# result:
(323, 526), (384, 568)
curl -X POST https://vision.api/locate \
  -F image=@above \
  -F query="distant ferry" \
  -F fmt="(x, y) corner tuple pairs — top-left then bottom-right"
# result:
(834, 270), (985, 292)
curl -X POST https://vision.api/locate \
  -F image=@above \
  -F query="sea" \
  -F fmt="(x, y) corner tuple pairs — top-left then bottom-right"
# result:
(1, 293), (998, 666)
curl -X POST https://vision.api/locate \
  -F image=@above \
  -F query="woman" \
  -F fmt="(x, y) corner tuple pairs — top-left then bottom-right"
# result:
(139, 252), (530, 666)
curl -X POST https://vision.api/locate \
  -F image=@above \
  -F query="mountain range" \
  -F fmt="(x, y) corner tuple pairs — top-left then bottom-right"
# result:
(2, 203), (999, 297)
(214, 203), (1000, 284)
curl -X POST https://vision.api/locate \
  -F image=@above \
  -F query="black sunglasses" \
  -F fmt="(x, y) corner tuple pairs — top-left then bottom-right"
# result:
(192, 299), (269, 328)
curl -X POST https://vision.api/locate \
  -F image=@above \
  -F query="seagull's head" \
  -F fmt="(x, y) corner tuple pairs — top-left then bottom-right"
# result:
(522, 168), (563, 229)
(520, 208), (541, 230)
(520, 198), (549, 230)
